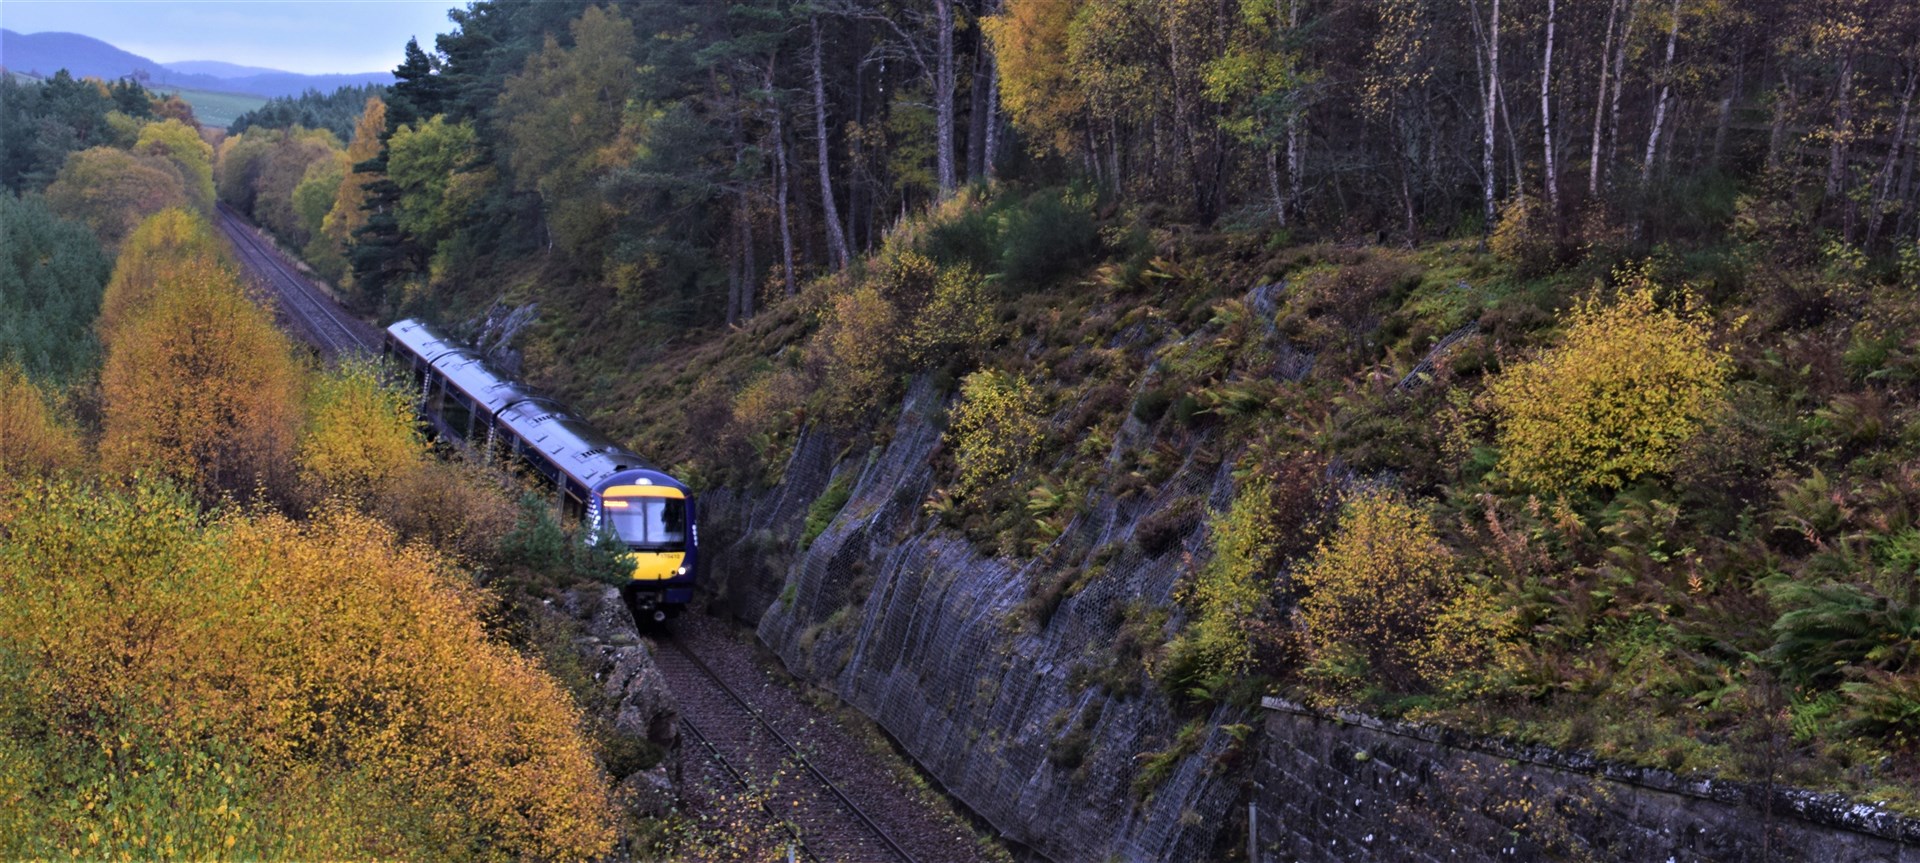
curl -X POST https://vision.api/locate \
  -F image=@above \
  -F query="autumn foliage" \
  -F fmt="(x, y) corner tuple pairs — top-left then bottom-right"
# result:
(0, 363), (81, 486)
(1489, 272), (1730, 494)
(43, 147), (191, 250)
(0, 481), (614, 859)
(1292, 490), (1453, 691)
(98, 213), (303, 501)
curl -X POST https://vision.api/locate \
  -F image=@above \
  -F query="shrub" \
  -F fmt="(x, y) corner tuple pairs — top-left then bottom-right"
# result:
(96, 207), (227, 343)
(871, 248), (942, 312)
(727, 367), (807, 470)
(1163, 478), (1284, 694)
(0, 363), (81, 485)
(297, 358), (426, 505)
(812, 284), (903, 423)
(949, 369), (1044, 499)
(905, 263), (995, 368)
(1132, 386), (1174, 423)
(1294, 489), (1480, 695)
(44, 147), (191, 251)
(1001, 188), (1101, 292)
(0, 480), (615, 859)
(500, 490), (569, 571)
(1489, 194), (1556, 276)
(99, 250), (304, 502)
(1134, 494), (1202, 556)
(1488, 270), (1730, 494)
(801, 475), (854, 551)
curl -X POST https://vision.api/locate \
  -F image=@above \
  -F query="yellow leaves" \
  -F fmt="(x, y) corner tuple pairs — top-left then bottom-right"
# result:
(1294, 488), (1485, 697)
(296, 358), (426, 504)
(0, 480), (614, 860)
(950, 369), (1043, 500)
(0, 363), (82, 486)
(905, 263), (995, 367)
(813, 283), (905, 424)
(98, 211), (303, 502)
(984, 0), (1088, 157)
(1489, 269), (1730, 494)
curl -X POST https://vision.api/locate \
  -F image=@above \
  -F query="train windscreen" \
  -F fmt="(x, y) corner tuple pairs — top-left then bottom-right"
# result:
(605, 497), (687, 551)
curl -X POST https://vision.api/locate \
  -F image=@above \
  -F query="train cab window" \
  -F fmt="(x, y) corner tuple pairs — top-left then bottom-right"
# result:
(604, 497), (688, 551)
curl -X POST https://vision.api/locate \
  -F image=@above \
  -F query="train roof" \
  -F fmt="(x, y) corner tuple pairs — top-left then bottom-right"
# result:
(388, 319), (535, 413)
(387, 318), (662, 489)
(386, 318), (461, 362)
(497, 397), (652, 488)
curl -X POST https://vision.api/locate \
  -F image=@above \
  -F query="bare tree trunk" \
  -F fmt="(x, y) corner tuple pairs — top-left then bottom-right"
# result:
(966, 24), (985, 181)
(981, 0), (1003, 180)
(934, 0), (957, 195)
(768, 63), (797, 297)
(811, 17), (850, 271)
(1481, 0), (1501, 238)
(1607, 0), (1641, 189)
(1266, 146), (1288, 227)
(1541, 0), (1559, 218)
(1640, 0), (1681, 187)
(1588, 0), (1622, 197)
(1867, 64), (1918, 247)
(983, 48), (1001, 179)
(1713, 56), (1742, 167)
(1827, 46), (1858, 239)
(1286, 0), (1304, 217)
(726, 213), (742, 326)
(1767, 75), (1796, 173)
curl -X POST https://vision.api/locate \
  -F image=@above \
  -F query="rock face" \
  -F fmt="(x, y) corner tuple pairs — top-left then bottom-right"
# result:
(694, 287), (1920, 861)
(561, 586), (681, 798)
(705, 378), (1249, 862)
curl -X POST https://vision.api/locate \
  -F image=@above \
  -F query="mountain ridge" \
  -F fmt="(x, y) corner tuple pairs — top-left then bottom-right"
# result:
(0, 29), (391, 99)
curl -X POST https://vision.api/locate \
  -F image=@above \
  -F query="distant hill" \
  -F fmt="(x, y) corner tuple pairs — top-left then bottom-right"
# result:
(162, 60), (284, 79)
(0, 30), (392, 99)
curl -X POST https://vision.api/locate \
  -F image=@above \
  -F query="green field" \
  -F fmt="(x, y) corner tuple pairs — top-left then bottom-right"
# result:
(157, 86), (266, 129)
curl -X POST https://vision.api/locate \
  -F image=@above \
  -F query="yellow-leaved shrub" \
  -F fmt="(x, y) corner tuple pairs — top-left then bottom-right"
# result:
(0, 479), (614, 860)
(1164, 473), (1282, 689)
(905, 263), (995, 367)
(1489, 271), (1729, 493)
(950, 369), (1043, 499)
(99, 230), (303, 501)
(96, 207), (228, 344)
(0, 363), (81, 486)
(297, 357), (427, 504)
(813, 284), (903, 422)
(1294, 489), (1496, 696)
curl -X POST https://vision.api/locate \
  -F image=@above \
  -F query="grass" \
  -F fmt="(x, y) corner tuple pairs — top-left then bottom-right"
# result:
(158, 86), (268, 129)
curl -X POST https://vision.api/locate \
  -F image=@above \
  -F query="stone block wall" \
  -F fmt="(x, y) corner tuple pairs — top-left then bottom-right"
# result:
(1251, 697), (1920, 863)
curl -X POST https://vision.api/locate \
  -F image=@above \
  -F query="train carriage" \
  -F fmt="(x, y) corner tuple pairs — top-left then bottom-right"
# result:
(384, 319), (697, 621)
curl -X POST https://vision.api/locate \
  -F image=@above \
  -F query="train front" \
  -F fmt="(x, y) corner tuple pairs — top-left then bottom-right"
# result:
(589, 469), (697, 624)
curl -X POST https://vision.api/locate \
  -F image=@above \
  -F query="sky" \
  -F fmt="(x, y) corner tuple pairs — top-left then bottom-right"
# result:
(1, 1), (468, 74)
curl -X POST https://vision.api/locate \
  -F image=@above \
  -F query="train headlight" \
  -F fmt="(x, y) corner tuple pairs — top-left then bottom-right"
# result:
(676, 566), (687, 576)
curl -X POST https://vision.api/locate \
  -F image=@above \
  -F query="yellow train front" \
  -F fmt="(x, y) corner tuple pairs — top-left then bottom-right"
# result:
(383, 318), (699, 624)
(588, 469), (698, 624)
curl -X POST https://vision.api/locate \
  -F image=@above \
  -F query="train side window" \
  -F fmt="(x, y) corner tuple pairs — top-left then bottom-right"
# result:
(520, 447), (560, 484)
(442, 389), (474, 440)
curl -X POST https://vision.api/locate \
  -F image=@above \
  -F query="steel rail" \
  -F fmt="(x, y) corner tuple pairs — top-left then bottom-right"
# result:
(655, 636), (921, 863)
(677, 704), (822, 862)
(215, 203), (369, 355)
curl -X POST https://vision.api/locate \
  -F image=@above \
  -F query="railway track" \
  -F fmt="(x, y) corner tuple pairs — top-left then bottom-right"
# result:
(652, 634), (923, 863)
(215, 203), (375, 357)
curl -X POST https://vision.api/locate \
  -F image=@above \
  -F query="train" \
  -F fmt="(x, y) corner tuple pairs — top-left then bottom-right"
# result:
(383, 318), (697, 623)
